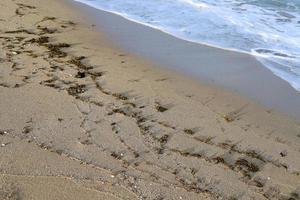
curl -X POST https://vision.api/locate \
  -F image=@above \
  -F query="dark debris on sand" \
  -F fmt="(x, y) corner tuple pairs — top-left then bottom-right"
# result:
(67, 84), (86, 96)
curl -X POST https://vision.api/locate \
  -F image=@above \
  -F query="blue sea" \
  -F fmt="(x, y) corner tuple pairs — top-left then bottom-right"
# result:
(74, 0), (300, 91)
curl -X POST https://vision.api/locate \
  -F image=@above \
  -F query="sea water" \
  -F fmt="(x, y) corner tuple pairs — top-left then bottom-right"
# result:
(74, 0), (300, 91)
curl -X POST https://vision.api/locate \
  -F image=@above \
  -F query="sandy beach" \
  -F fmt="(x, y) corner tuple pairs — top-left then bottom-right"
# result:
(69, 1), (300, 119)
(0, 0), (299, 199)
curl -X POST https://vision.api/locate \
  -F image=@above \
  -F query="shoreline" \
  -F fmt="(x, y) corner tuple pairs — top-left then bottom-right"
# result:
(75, 0), (258, 56)
(0, 0), (299, 199)
(68, 0), (300, 120)
(72, 0), (300, 94)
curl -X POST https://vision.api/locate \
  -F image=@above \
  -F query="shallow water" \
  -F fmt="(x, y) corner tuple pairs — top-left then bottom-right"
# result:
(74, 0), (300, 91)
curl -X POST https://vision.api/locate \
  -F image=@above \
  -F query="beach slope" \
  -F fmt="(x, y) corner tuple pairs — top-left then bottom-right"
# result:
(0, 0), (299, 199)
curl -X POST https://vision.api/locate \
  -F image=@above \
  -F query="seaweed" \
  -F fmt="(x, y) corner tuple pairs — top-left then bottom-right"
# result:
(67, 84), (86, 96)
(27, 36), (49, 44)
(112, 93), (128, 100)
(22, 125), (33, 134)
(156, 147), (164, 154)
(133, 151), (140, 158)
(5, 29), (34, 34)
(15, 8), (24, 16)
(212, 156), (225, 164)
(223, 105), (247, 122)
(111, 152), (123, 160)
(289, 192), (299, 200)
(0, 83), (10, 88)
(280, 151), (287, 157)
(68, 56), (93, 70)
(17, 3), (36, 9)
(194, 136), (214, 145)
(55, 149), (64, 155)
(44, 43), (70, 57)
(66, 20), (76, 25)
(184, 129), (195, 135)
(252, 179), (264, 188)
(37, 16), (56, 24)
(158, 134), (169, 145)
(112, 106), (133, 116)
(156, 105), (168, 112)
(88, 71), (104, 77)
(80, 139), (92, 145)
(75, 71), (85, 78)
(235, 158), (259, 172)
(37, 26), (57, 34)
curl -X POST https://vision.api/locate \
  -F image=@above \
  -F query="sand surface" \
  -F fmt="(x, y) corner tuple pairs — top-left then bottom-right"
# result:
(68, 1), (300, 119)
(0, 0), (299, 199)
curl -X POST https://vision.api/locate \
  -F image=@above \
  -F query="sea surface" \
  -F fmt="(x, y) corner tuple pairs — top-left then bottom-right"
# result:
(74, 0), (300, 91)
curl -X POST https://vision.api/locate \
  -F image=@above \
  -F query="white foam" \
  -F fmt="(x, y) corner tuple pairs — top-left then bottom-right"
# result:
(179, 0), (209, 9)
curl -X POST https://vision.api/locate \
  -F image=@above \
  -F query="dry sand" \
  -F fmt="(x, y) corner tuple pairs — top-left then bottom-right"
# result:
(0, 0), (299, 199)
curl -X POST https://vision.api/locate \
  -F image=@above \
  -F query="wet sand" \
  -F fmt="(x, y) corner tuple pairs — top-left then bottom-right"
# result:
(68, 1), (300, 119)
(0, 0), (299, 199)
